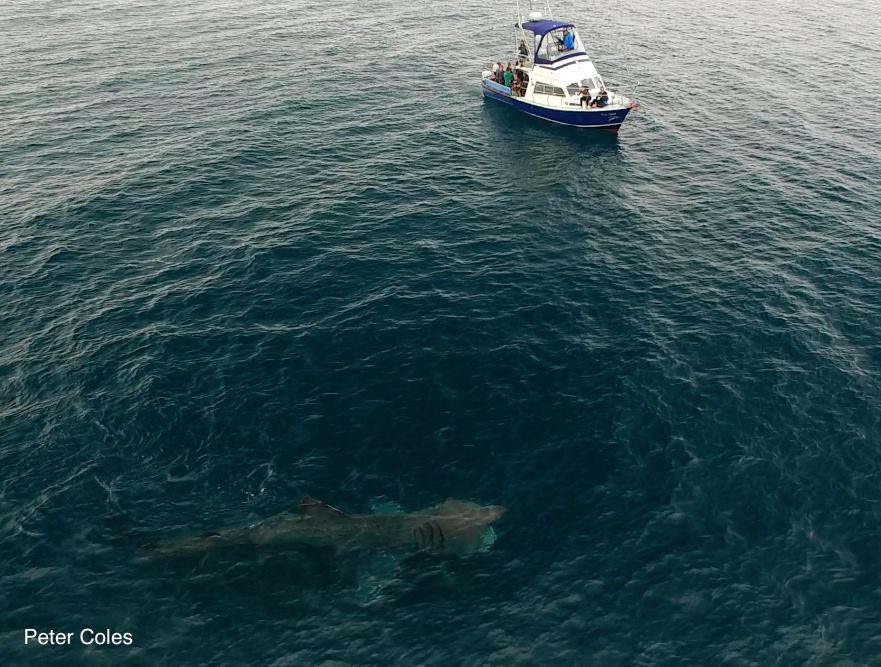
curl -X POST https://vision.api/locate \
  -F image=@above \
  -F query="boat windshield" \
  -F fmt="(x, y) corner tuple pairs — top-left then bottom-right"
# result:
(566, 76), (604, 96)
(537, 27), (584, 62)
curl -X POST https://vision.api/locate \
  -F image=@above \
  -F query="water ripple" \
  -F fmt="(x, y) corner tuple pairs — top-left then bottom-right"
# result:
(2, 0), (881, 664)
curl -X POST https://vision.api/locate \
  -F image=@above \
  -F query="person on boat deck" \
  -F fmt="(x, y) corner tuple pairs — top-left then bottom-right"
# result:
(562, 29), (575, 51)
(579, 86), (592, 109)
(518, 40), (529, 63)
(592, 86), (609, 107)
(495, 62), (504, 84)
(511, 71), (521, 96)
(503, 63), (514, 89)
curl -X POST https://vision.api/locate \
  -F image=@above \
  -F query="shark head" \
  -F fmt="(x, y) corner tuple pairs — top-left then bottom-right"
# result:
(423, 500), (506, 555)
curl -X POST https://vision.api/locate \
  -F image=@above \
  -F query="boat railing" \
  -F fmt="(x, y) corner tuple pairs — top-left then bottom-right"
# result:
(486, 55), (533, 69)
(602, 63), (640, 100)
(529, 94), (568, 109)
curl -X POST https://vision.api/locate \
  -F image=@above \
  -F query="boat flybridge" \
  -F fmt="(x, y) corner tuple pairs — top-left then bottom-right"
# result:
(481, 1), (638, 130)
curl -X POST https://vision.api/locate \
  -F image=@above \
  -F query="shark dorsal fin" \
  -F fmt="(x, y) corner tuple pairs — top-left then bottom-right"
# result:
(297, 497), (349, 520)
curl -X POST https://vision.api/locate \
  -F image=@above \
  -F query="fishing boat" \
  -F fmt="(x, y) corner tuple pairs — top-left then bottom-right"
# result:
(481, 1), (638, 130)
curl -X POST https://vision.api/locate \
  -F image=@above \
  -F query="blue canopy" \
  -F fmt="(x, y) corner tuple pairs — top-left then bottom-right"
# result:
(520, 20), (574, 36)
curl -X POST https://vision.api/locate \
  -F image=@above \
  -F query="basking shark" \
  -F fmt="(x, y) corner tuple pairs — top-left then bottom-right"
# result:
(147, 497), (505, 558)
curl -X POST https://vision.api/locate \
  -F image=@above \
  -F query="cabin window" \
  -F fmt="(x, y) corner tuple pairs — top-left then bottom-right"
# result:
(538, 36), (555, 61)
(534, 83), (565, 96)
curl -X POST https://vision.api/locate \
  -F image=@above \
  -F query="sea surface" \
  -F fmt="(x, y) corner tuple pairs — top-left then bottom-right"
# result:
(2, 0), (881, 664)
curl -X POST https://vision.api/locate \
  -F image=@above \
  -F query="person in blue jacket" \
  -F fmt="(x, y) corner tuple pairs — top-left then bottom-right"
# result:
(562, 29), (575, 51)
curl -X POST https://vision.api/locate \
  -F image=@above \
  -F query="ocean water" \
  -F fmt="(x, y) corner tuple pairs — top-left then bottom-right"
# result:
(2, 0), (881, 664)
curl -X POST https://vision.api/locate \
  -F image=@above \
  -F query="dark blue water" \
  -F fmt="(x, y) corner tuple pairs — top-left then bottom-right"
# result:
(3, 0), (881, 664)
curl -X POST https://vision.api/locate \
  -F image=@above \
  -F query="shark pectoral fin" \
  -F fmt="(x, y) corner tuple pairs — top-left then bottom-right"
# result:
(478, 526), (498, 552)
(354, 552), (401, 603)
(368, 498), (404, 515)
(297, 496), (349, 520)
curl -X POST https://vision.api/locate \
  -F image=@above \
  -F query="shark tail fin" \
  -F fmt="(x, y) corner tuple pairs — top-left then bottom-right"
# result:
(95, 475), (154, 551)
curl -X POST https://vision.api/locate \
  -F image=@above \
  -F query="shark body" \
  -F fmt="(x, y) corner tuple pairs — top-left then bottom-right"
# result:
(148, 498), (505, 558)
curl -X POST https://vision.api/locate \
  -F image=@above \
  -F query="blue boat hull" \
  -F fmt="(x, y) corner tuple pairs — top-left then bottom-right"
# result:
(481, 81), (631, 130)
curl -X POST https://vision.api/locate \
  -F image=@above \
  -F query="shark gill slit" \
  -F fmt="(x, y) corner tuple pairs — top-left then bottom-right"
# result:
(434, 521), (445, 549)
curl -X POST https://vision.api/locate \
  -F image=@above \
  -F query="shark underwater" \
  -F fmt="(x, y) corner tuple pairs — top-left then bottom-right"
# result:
(146, 497), (506, 558)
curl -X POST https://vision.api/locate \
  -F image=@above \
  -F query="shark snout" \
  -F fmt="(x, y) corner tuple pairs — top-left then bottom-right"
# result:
(483, 505), (506, 523)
